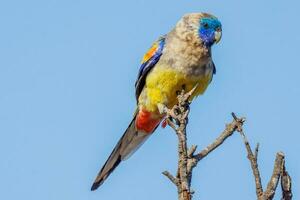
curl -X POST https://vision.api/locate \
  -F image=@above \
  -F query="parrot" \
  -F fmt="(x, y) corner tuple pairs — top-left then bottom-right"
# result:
(91, 12), (222, 191)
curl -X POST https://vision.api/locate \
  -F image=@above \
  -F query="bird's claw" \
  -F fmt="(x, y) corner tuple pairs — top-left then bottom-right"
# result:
(157, 103), (168, 115)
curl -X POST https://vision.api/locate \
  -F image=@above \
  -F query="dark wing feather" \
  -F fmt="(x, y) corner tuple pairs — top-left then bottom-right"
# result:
(212, 60), (216, 74)
(135, 36), (166, 101)
(91, 37), (166, 191)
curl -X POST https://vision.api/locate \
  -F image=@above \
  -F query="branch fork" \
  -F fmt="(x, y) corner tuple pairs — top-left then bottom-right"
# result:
(235, 116), (292, 200)
(161, 86), (246, 200)
(160, 86), (292, 200)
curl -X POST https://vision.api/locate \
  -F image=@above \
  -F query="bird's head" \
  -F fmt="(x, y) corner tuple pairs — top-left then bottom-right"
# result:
(176, 13), (222, 47)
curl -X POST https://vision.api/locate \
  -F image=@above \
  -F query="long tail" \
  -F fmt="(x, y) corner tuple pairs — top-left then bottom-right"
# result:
(91, 114), (154, 191)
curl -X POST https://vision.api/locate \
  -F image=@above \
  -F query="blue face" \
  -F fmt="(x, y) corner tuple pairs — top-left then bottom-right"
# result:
(199, 18), (222, 47)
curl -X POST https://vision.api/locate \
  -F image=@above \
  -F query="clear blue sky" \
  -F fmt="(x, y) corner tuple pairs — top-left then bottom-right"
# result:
(0, 0), (299, 199)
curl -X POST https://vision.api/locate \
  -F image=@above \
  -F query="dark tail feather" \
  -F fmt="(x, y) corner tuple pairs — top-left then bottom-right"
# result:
(91, 115), (150, 191)
(91, 155), (121, 191)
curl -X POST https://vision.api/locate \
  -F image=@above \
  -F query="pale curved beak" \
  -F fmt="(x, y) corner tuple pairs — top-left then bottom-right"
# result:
(214, 30), (222, 44)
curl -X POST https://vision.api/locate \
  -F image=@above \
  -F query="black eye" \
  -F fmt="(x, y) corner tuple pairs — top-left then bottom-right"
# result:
(203, 23), (209, 29)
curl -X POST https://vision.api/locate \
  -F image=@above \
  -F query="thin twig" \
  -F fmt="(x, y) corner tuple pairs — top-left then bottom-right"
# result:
(236, 115), (292, 200)
(162, 171), (179, 186)
(254, 143), (260, 160)
(186, 116), (245, 176)
(188, 145), (197, 158)
(235, 114), (264, 199)
(281, 160), (292, 200)
(194, 117), (244, 161)
(166, 118), (178, 132)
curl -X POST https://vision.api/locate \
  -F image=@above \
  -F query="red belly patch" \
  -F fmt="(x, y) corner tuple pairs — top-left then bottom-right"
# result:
(135, 109), (161, 133)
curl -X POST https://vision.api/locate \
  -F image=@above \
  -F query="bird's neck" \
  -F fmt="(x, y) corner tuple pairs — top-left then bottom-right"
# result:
(172, 27), (210, 55)
(163, 30), (211, 69)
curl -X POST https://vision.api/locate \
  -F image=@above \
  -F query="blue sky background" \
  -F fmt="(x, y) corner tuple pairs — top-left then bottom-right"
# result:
(0, 0), (299, 199)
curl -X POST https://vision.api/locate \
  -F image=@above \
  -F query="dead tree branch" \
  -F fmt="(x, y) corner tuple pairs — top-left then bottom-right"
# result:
(281, 162), (293, 200)
(234, 113), (293, 200)
(161, 86), (245, 200)
(161, 86), (292, 200)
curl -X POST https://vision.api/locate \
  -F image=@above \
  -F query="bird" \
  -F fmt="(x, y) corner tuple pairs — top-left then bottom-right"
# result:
(91, 12), (222, 191)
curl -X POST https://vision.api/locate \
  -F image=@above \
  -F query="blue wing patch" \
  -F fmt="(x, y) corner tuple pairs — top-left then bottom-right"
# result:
(135, 36), (165, 101)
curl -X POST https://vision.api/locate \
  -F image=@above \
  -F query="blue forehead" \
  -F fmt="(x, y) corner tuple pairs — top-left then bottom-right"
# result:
(200, 18), (222, 29)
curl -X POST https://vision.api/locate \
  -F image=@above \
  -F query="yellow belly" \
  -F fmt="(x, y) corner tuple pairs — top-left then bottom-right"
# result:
(139, 66), (212, 112)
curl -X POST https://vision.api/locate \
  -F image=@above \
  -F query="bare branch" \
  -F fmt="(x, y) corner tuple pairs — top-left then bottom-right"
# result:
(281, 161), (293, 200)
(194, 117), (244, 161)
(162, 85), (248, 200)
(237, 119), (293, 200)
(236, 118), (264, 199)
(264, 152), (285, 199)
(161, 87), (293, 200)
(162, 171), (179, 186)
(166, 118), (178, 132)
(161, 86), (195, 200)
(187, 145), (197, 158)
(254, 143), (259, 160)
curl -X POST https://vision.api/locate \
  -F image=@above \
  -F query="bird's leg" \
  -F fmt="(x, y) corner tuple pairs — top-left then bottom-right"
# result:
(158, 103), (179, 131)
